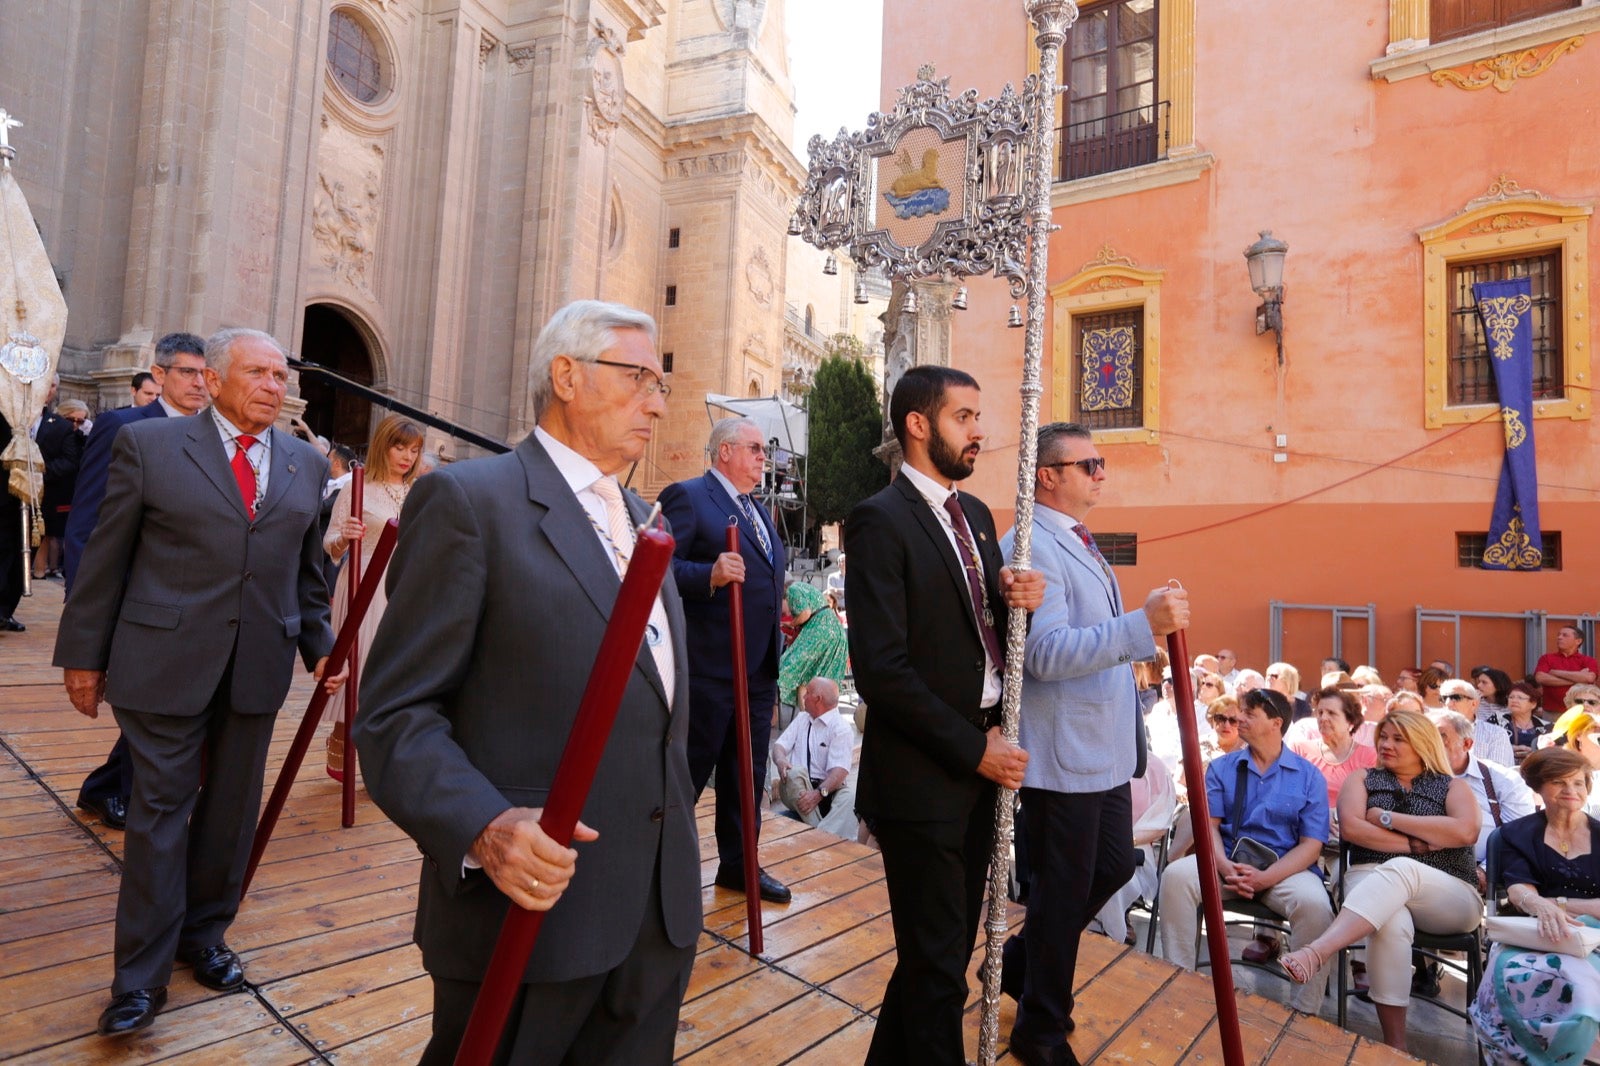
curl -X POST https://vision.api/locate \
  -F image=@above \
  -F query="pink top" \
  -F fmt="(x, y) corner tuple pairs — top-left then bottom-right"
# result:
(1289, 735), (1378, 814)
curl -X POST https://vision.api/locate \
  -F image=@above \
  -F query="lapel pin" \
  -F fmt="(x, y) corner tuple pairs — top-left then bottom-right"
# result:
(978, 531), (987, 541)
(287, 464), (296, 474)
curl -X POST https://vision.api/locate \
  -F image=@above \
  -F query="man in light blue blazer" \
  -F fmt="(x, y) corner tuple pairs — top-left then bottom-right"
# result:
(1000, 422), (1189, 1066)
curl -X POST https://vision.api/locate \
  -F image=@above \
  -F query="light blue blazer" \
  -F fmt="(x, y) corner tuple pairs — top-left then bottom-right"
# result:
(1001, 506), (1158, 794)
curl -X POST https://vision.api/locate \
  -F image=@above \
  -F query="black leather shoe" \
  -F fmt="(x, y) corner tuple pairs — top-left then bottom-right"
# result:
(714, 866), (792, 904)
(98, 987), (167, 1036)
(1, 616), (24, 632)
(77, 794), (128, 831)
(178, 943), (245, 991)
(1008, 1037), (1083, 1066)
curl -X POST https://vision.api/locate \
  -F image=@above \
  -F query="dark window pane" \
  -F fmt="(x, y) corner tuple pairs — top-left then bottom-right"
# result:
(1445, 250), (1562, 406)
(1457, 531), (1561, 569)
(1059, 0), (1165, 181)
(1098, 532), (1138, 566)
(328, 11), (384, 104)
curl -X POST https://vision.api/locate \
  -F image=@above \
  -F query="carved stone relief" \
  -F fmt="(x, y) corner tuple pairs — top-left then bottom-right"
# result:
(586, 20), (627, 146)
(312, 122), (384, 290)
(745, 246), (774, 308)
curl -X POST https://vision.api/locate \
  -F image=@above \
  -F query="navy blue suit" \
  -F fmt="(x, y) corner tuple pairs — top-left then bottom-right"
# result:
(658, 472), (785, 876)
(64, 401), (168, 592)
(63, 400), (167, 813)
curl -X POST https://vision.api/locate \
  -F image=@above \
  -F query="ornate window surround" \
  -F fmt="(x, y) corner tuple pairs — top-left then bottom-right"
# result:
(1374, 0), (1600, 83)
(1031, 0), (1213, 208)
(1418, 192), (1592, 428)
(1050, 254), (1163, 444)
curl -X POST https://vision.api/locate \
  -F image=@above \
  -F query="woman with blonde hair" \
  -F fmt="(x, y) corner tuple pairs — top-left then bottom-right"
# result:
(323, 414), (424, 779)
(1279, 709), (1482, 1051)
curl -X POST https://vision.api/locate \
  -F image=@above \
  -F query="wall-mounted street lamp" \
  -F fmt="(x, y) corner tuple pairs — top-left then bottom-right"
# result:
(1243, 230), (1287, 364)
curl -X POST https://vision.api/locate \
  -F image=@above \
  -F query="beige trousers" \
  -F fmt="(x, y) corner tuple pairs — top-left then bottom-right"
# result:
(1341, 858), (1482, 1007)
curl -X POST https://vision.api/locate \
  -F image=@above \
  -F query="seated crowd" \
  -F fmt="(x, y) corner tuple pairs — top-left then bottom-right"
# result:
(1131, 641), (1600, 1057)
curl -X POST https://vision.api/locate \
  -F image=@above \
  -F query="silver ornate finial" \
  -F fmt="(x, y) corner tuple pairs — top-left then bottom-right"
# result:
(916, 63), (937, 81)
(0, 108), (21, 168)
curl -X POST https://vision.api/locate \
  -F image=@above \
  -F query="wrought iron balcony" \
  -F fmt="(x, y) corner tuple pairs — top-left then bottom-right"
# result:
(1056, 100), (1170, 183)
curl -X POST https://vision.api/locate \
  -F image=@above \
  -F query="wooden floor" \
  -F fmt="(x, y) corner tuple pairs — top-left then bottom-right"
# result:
(1, 580), (1415, 1065)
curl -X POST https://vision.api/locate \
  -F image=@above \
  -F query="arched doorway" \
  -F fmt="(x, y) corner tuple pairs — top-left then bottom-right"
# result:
(299, 304), (376, 449)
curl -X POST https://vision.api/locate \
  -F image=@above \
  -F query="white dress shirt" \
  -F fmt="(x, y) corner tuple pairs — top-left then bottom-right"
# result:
(1462, 754), (1538, 862)
(774, 707), (854, 785)
(211, 409), (271, 503)
(897, 462), (1002, 707)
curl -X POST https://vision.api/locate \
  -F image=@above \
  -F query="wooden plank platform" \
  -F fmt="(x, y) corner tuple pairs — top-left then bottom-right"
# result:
(0, 581), (1415, 1064)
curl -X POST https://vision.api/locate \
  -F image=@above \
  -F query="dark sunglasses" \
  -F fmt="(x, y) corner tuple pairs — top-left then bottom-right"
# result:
(1574, 698), (1600, 707)
(1442, 693), (1473, 702)
(1044, 456), (1106, 476)
(1208, 715), (1239, 726)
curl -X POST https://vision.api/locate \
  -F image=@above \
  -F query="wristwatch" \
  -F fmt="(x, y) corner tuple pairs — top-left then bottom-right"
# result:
(1378, 810), (1394, 830)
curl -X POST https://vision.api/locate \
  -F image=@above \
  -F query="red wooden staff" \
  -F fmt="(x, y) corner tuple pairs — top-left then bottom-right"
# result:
(724, 522), (764, 955)
(341, 464), (365, 827)
(453, 518), (675, 1066)
(240, 519), (399, 898)
(1168, 611), (1245, 1066)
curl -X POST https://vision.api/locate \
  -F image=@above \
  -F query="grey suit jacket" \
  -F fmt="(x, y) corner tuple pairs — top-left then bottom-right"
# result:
(53, 411), (334, 715)
(353, 433), (700, 985)
(1001, 506), (1157, 794)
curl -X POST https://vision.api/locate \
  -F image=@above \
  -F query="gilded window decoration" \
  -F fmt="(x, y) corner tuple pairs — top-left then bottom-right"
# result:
(1430, 36), (1584, 92)
(1418, 187), (1590, 427)
(1051, 250), (1162, 442)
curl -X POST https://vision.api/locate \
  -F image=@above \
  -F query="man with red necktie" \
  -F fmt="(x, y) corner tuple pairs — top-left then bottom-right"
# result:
(55, 328), (344, 1037)
(846, 365), (1044, 1065)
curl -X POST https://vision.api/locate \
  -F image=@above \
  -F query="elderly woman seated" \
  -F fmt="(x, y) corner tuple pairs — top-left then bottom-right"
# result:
(1279, 709), (1482, 1052)
(1470, 747), (1600, 1065)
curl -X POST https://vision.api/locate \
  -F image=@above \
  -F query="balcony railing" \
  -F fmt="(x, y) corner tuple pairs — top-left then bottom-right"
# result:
(1056, 100), (1169, 183)
(784, 307), (829, 348)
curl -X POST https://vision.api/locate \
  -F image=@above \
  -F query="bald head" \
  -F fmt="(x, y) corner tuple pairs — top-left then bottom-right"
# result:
(802, 678), (840, 716)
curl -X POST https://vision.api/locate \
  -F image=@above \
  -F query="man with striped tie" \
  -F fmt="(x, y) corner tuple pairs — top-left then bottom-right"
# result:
(659, 417), (791, 904)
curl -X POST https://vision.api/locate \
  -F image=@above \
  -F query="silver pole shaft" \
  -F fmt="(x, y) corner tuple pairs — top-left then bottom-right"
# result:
(977, 4), (1075, 1064)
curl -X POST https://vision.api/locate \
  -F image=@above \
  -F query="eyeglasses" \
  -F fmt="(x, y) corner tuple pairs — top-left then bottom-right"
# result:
(728, 442), (768, 457)
(66, 417), (87, 427)
(1200, 681), (1222, 690)
(1266, 672), (1282, 680)
(1575, 698), (1600, 707)
(1442, 693), (1473, 702)
(1044, 456), (1106, 476)
(1209, 715), (1239, 726)
(158, 364), (207, 381)
(591, 358), (671, 399)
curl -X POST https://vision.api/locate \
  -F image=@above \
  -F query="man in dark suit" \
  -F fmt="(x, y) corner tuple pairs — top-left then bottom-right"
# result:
(355, 301), (700, 1065)
(847, 365), (1043, 1065)
(999, 423), (1187, 1066)
(63, 331), (209, 831)
(659, 417), (790, 904)
(55, 328), (342, 1037)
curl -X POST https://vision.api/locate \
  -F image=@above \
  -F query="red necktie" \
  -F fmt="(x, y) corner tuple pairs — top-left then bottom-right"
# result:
(942, 493), (1005, 672)
(232, 435), (258, 518)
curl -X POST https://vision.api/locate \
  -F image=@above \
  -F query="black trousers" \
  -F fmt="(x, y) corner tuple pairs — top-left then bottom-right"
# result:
(79, 733), (133, 806)
(1012, 784), (1135, 1047)
(686, 674), (776, 875)
(421, 869), (695, 1066)
(0, 500), (22, 618)
(866, 784), (997, 1066)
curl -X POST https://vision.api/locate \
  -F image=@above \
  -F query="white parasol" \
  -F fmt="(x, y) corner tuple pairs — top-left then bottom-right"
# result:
(0, 108), (69, 585)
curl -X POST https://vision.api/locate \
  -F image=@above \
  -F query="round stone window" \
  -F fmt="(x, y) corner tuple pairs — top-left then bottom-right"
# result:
(327, 9), (386, 104)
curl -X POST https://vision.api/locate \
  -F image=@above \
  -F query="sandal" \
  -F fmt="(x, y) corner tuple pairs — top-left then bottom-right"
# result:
(1279, 945), (1325, 984)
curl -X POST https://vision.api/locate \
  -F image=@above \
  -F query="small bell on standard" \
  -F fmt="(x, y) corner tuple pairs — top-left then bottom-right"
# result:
(951, 286), (968, 311)
(1007, 304), (1023, 328)
(853, 279), (869, 304)
(787, 213), (802, 236)
(823, 253), (838, 276)
(903, 289), (919, 315)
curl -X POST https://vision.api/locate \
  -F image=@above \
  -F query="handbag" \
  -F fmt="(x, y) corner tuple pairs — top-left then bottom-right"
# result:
(1225, 760), (1281, 870)
(1485, 915), (1600, 956)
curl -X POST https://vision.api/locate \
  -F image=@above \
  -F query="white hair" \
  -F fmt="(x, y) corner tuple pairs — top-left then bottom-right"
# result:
(1434, 710), (1475, 741)
(529, 301), (658, 419)
(205, 328), (284, 379)
(708, 416), (761, 458)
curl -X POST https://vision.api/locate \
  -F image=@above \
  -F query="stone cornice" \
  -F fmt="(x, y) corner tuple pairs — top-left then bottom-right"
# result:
(1372, 4), (1600, 83)
(665, 113), (804, 195)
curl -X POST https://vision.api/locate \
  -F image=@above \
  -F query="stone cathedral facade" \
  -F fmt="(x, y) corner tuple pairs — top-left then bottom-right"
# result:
(1, 0), (806, 494)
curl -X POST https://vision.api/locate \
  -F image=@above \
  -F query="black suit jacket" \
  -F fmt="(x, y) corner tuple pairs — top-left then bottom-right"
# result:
(354, 434), (700, 984)
(846, 474), (1011, 822)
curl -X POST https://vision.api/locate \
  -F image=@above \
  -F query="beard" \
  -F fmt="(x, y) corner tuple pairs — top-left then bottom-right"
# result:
(928, 425), (978, 481)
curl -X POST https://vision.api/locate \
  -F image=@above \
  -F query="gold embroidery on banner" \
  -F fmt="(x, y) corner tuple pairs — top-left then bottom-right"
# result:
(1477, 294), (1533, 360)
(1431, 37), (1584, 94)
(1482, 515), (1543, 569)
(1502, 407), (1527, 450)
(1080, 327), (1137, 411)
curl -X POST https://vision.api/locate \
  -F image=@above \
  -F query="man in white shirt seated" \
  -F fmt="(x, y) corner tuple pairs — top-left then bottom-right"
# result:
(1439, 678), (1516, 768)
(1430, 710), (1538, 866)
(772, 677), (856, 838)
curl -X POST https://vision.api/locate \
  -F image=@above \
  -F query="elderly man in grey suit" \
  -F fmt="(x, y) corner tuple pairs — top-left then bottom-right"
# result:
(1000, 422), (1188, 1066)
(54, 328), (342, 1037)
(355, 300), (700, 1065)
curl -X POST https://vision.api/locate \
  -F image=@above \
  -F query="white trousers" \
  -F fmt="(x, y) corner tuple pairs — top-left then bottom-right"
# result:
(1159, 855), (1334, 1013)
(1341, 858), (1482, 1007)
